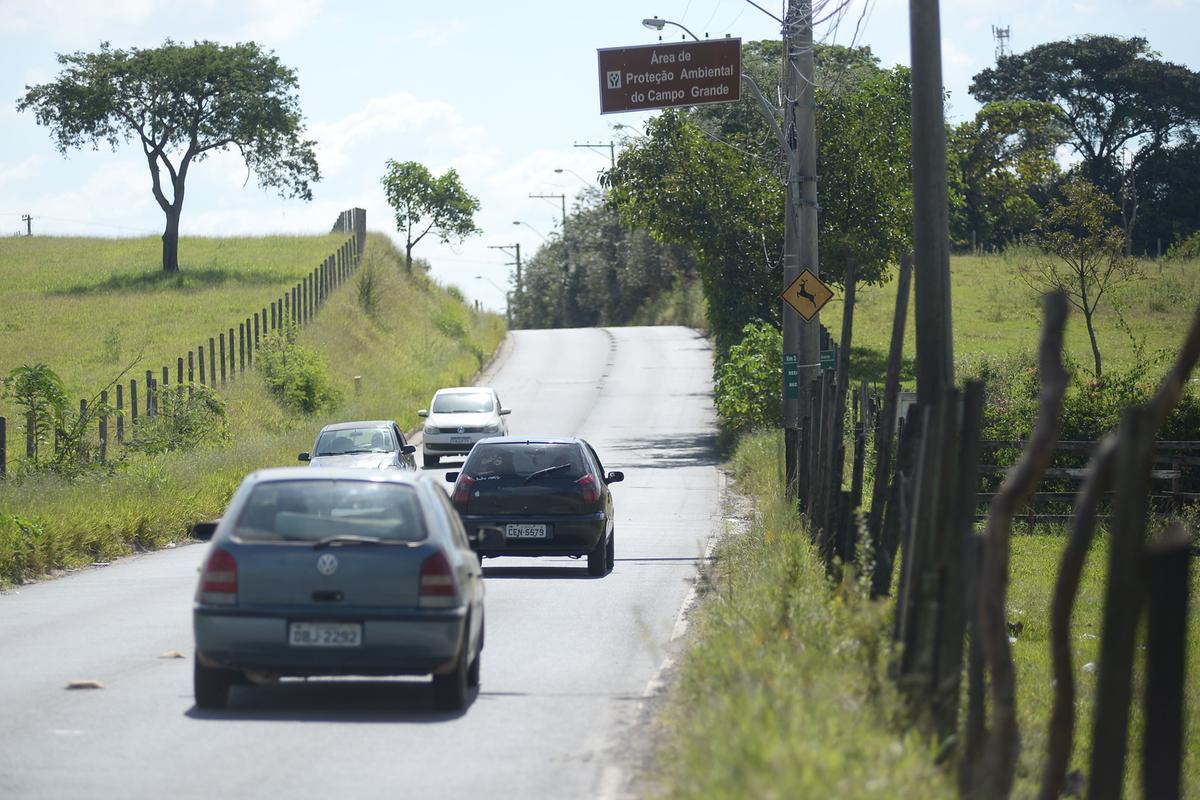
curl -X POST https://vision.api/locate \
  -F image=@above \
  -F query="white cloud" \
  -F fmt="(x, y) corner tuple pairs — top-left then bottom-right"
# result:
(308, 92), (488, 177)
(0, 0), (156, 39)
(235, 0), (324, 41)
(405, 19), (467, 50)
(0, 155), (43, 188)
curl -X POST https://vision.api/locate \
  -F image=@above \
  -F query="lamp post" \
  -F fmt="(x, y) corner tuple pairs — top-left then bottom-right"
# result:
(512, 220), (546, 241)
(554, 167), (595, 188)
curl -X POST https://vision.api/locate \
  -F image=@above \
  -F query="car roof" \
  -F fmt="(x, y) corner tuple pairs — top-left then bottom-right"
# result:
(317, 420), (394, 432)
(433, 386), (493, 395)
(471, 436), (584, 446)
(243, 466), (422, 486)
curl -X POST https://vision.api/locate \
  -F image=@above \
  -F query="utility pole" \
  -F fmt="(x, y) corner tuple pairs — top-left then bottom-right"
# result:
(529, 192), (570, 324)
(574, 141), (615, 169)
(782, 0), (820, 495)
(909, 0), (955, 404)
(21, 214), (32, 236)
(488, 242), (523, 324)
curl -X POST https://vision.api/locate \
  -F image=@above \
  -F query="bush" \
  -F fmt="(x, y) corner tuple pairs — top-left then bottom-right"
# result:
(123, 386), (228, 455)
(257, 326), (342, 414)
(714, 321), (782, 436)
(1165, 230), (1200, 261)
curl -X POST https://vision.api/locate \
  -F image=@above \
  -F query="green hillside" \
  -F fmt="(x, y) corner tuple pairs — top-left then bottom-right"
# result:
(0, 232), (504, 585)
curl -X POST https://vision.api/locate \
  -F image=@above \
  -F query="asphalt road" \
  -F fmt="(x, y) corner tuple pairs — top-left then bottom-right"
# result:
(0, 325), (722, 800)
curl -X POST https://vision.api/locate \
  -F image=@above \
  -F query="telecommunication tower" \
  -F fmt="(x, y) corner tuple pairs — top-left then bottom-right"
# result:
(991, 25), (1011, 61)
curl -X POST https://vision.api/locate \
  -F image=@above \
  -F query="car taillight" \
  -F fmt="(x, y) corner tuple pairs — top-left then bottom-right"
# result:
(198, 548), (237, 605)
(576, 474), (600, 505)
(419, 550), (458, 608)
(451, 473), (476, 507)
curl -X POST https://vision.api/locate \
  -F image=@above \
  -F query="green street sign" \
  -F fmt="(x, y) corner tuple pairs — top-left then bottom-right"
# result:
(783, 352), (799, 399)
(820, 350), (835, 371)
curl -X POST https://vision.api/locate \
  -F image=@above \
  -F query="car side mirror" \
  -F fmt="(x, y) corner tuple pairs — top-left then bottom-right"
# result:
(401, 444), (416, 455)
(418, 409), (429, 418)
(445, 472), (459, 482)
(191, 520), (220, 541)
(605, 471), (624, 484)
(298, 452), (310, 462)
(499, 408), (511, 416)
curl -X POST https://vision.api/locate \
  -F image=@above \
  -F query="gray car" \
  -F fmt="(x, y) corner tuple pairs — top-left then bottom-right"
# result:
(299, 420), (417, 470)
(191, 468), (485, 711)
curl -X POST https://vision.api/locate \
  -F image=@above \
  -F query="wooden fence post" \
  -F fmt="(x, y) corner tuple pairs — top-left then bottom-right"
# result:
(177, 357), (183, 385)
(208, 337), (216, 385)
(115, 384), (124, 444)
(198, 346), (206, 387)
(1087, 404), (1156, 800)
(98, 390), (108, 462)
(130, 380), (138, 427)
(188, 351), (195, 385)
(257, 309), (264, 349)
(271, 301), (277, 332)
(0, 416), (6, 479)
(78, 399), (87, 459)
(219, 333), (227, 385)
(239, 323), (246, 373)
(1142, 525), (1190, 800)
(145, 370), (154, 417)
(227, 327), (235, 380)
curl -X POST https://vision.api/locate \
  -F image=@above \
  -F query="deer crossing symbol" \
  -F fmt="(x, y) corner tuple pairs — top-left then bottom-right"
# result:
(796, 278), (816, 306)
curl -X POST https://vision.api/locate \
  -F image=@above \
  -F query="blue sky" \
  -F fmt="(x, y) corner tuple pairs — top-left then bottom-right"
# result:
(1, 0), (1196, 311)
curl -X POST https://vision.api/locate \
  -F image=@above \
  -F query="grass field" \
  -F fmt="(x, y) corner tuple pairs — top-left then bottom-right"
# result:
(0, 234), (349, 409)
(0, 232), (504, 585)
(847, 252), (1200, 386)
(650, 432), (1200, 798)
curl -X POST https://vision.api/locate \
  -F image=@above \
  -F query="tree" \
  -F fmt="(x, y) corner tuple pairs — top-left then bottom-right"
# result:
(949, 100), (1066, 250)
(1021, 179), (1141, 378)
(970, 35), (1200, 247)
(380, 160), (481, 274)
(17, 40), (320, 273)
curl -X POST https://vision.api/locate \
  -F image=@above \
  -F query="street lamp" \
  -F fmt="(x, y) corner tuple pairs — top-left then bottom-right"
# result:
(642, 15), (700, 41)
(554, 167), (595, 187)
(512, 220), (546, 241)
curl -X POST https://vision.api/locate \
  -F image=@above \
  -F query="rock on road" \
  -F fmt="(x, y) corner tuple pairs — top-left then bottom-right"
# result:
(0, 325), (723, 800)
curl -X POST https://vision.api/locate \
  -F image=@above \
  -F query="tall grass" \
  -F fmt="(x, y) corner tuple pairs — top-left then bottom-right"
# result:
(657, 430), (1200, 797)
(0, 233), (504, 585)
(850, 253), (1200, 387)
(645, 430), (955, 799)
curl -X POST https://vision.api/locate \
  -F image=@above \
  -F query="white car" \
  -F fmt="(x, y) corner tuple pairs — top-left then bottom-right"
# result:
(418, 387), (511, 468)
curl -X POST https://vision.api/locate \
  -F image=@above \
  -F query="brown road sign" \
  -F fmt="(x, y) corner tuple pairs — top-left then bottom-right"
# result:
(781, 269), (833, 321)
(597, 38), (741, 114)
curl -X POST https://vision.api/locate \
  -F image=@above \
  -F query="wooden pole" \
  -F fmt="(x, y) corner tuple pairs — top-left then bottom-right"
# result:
(227, 327), (235, 380)
(208, 337), (216, 385)
(1087, 403), (1155, 800)
(115, 384), (124, 444)
(98, 390), (108, 462)
(1142, 526), (1190, 800)
(198, 346), (206, 387)
(129, 380), (138, 427)
(219, 333), (227, 385)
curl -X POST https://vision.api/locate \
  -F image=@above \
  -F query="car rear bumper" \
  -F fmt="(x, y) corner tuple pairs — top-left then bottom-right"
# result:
(193, 604), (466, 676)
(423, 433), (498, 455)
(461, 513), (608, 558)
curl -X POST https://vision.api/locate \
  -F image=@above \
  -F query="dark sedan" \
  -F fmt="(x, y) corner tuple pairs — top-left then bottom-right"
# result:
(446, 437), (623, 576)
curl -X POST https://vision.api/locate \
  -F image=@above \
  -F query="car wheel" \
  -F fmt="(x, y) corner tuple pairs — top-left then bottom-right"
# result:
(193, 655), (232, 710)
(423, 453), (439, 469)
(587, 533), (608, 577)
(606, 529), (615, 573)
(467, 638), (482, 688)
(432, 637), (469, 711)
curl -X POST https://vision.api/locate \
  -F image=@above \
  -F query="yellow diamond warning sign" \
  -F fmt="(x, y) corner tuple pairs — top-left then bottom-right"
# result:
(781, 269), (833, 321)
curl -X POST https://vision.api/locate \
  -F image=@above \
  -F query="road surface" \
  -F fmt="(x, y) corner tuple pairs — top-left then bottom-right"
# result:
(0, 325), (722, 800)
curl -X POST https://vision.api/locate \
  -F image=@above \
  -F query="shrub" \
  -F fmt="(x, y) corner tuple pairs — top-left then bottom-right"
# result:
(257, 326), (342, 414)
(123, 386), (228, 455)
(714, 321), (782, 436)
(1165, 230), (1200, 261)
(356, 263), (380, 317)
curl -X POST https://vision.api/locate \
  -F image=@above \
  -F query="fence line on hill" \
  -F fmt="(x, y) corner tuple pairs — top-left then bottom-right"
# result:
(0, 208), (367, 476)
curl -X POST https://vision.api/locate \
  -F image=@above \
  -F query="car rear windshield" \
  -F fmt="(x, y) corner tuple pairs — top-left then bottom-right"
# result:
(432, 392), (494, 413)
(465, 443), (587, 481)
(314, 427), (393, 456)
(234, 480), (426, 542)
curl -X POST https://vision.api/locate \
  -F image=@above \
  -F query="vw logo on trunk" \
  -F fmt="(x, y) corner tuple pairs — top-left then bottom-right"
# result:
(316, 553), (338, 576)
(457, 426), (465, 434)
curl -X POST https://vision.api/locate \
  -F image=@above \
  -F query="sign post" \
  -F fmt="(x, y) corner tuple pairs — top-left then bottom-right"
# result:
(784, 353), (800, 399)
(597, 38), (741, 114)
